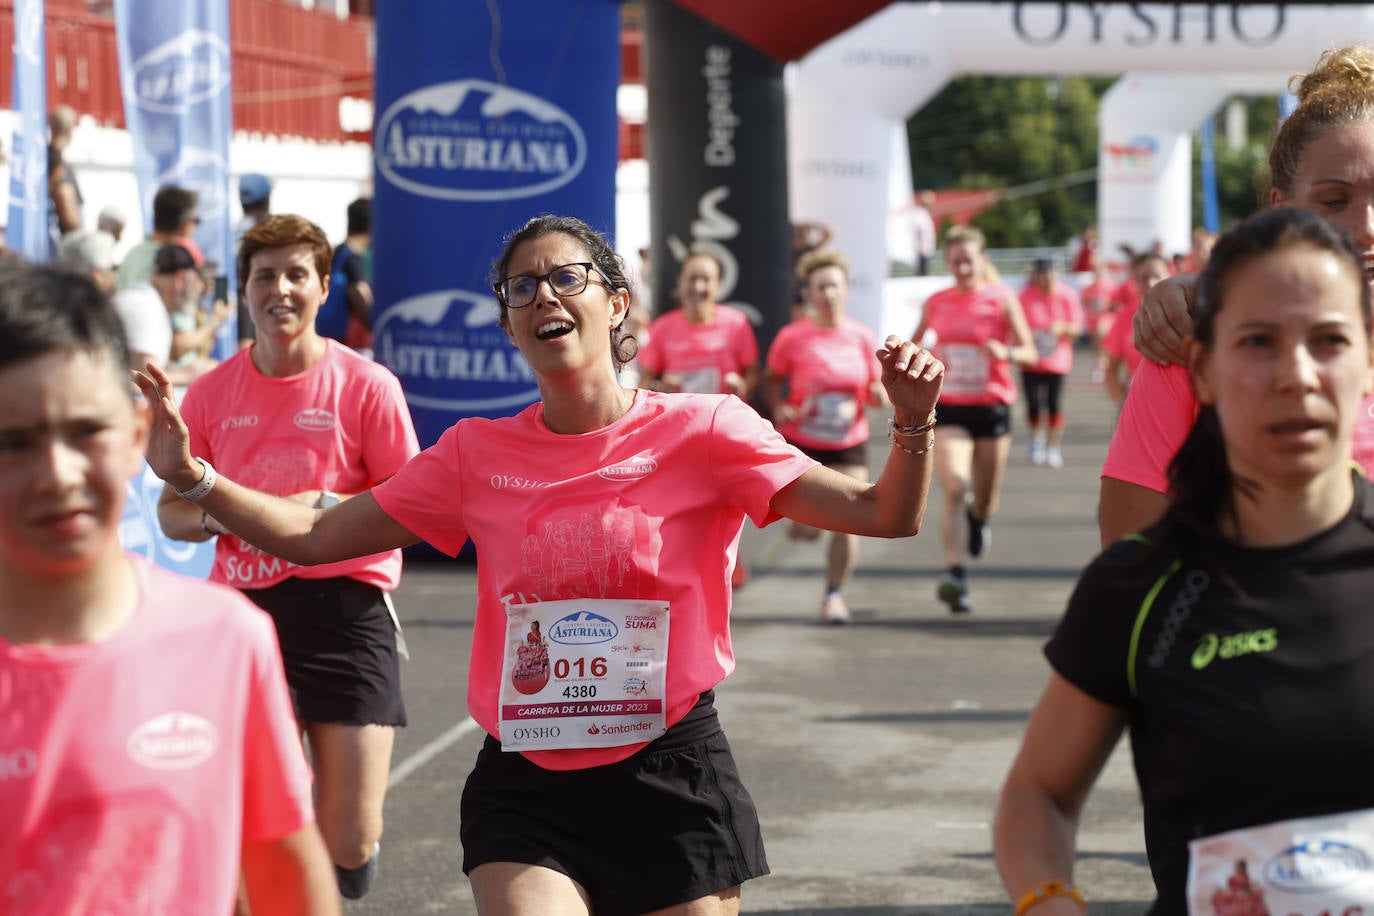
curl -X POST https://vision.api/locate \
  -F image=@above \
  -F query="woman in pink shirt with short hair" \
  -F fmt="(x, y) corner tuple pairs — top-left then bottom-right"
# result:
(138, 214), (946, 916)
(766, 248), (885, 625)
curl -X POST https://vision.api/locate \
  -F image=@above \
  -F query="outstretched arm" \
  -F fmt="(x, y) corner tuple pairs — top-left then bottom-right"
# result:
(134, 363), (419, 565)
(770, 336), (943, 538)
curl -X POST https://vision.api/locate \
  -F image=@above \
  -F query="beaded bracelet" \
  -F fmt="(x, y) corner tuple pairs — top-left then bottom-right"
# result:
(891, 432), (934, 456)
(889, 411), (937, 439)
(175, 458), (217, 503)
(1014, 880), (1085, 916)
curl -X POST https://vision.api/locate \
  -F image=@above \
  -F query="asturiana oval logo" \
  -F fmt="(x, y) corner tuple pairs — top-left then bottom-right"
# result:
(128, 30), (231, 113)
(549, 611), (619, 646)
(151, 147), (230, 223)
(374, 289), (538, 413)
(127, 712), (218, 770)
(16, 0), (42, 68)
(376, 79), (587, 201)
(599, 457), (658, 481)
(1263, 839), (1372, 893)
(294, 408), (337, 432)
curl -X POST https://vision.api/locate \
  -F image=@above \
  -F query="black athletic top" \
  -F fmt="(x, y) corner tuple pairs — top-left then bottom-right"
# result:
(1047, 473), (1374, 914)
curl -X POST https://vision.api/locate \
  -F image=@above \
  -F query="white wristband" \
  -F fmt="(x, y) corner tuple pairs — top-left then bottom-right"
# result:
(175, 458), (218, 503)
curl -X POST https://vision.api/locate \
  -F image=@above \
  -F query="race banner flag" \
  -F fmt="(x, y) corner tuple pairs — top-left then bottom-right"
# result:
(371, 0), (620, 448)
(114, 0), (235, 358)
(6, 0), (48, 262)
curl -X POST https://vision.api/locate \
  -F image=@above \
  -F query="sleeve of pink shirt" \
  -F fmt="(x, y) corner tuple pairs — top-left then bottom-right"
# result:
(1062, 286), (1085, 327)
(730, 311), (760, 368)
(371, 425), (471, 556)
(360, 367), (421, 482)
(636, 317), (665, 375)
(765, 323), (794, 376)
(240, 607), (317, 843)
(708, 396), (818, 527)
(1100, 362), (1199, 493)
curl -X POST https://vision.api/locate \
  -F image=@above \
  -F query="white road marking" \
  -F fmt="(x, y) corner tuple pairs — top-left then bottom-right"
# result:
(388, 718), (482, 789)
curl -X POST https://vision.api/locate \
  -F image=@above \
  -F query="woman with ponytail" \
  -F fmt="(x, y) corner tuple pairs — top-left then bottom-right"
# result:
(995, 206), (1374, 916)
(1102, 44), (1374, 546)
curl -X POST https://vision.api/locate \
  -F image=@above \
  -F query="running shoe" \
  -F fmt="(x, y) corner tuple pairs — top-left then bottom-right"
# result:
(1028, 437), (1047, 466)
(820, 594), (852, 625)
(1045, 446), (1064, 470)
(336, 842), (380, 900)
(966, 508), (990, 558)
(936, 571), (971, 614)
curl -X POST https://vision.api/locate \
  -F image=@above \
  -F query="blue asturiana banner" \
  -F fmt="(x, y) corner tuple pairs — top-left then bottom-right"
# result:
(371, 0), (620, 448)
(6, 0), (48, 262)
(113, 0), (235, 359)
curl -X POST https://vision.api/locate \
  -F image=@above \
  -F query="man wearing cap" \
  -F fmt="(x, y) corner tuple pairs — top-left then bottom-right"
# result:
(97, 204), (128, 245)
(234, 173), (272, 248)
(233, 174), (273, 349)
(155, 242), (232, 373)
(117, 185), (200, 290)
(57, 229), (116, 293)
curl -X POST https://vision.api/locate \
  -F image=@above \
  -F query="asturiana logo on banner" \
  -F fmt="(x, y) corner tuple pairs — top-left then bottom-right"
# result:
(16, 0), (41, 68)
(374, 289), (539, 413)
(1263, 839), (1371, 893)
(128, 30), (231, 113)
(376, 79), (587, 201)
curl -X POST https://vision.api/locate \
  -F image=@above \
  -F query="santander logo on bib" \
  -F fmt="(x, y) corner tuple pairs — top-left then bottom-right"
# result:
(294, 408), (337, 432)
(127, 712), (219, 770)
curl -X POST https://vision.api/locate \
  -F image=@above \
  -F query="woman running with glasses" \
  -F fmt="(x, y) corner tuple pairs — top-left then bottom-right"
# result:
(137, 214), (945, 916)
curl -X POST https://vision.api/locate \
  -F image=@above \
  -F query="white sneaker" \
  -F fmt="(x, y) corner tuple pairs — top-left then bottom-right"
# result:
(1028, 437), (1047, 466)
(1046, 446), (1064, 469)
(820, 594), (852, 625)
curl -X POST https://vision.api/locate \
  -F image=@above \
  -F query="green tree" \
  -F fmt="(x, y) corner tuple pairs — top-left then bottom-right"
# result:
(1192, 97), (1278, 235)
(907, 75), (1113, 248)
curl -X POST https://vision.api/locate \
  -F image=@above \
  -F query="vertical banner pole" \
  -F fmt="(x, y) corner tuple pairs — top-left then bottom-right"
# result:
(643, 0), (793, 359)
(6, 0), (48, 262)
(1199, 117), (1220, 235)
(114, 0), (235, 358)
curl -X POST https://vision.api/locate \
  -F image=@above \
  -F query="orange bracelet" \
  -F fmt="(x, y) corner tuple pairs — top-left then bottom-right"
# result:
(1014, 880), (1085, 916)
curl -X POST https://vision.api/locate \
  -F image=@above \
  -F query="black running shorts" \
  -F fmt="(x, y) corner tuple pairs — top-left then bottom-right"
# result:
(240, 576), (406, 727)
(936, 402), (1012, 439)
(460, 691), (768, 915)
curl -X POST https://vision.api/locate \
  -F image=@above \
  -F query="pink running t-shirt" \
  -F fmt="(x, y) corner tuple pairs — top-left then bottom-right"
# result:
(180, 341), (419, 590)
(1102, 298), (1145, 376)
(636, 306), (759, 394)
(1103, 360), (1374, 493)
(372, 391), (816, 771)
(1020, 281), (1085, 375)
(766, 316), (881, 451)
(0, 558), (313, 913)
(921, 282), (1019, 406)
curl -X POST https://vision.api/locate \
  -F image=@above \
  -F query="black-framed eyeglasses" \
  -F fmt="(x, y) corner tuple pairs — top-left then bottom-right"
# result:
(494, 262), (610, 309)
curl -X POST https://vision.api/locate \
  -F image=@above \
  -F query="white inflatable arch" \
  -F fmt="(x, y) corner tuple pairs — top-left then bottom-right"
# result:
(789, 2), (1374, 335)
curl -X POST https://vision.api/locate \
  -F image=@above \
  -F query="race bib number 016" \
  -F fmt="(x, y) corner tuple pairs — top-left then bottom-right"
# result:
(1187, 808), (1374, 916)
(499, 598), (669, 752)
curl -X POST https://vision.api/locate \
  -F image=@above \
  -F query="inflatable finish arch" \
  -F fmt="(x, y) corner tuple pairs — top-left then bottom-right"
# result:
(790, 2), (1374, 335)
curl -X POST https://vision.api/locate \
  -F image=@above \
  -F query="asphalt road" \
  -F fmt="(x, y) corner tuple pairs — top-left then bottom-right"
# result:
(346, 356), (1156, 915)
